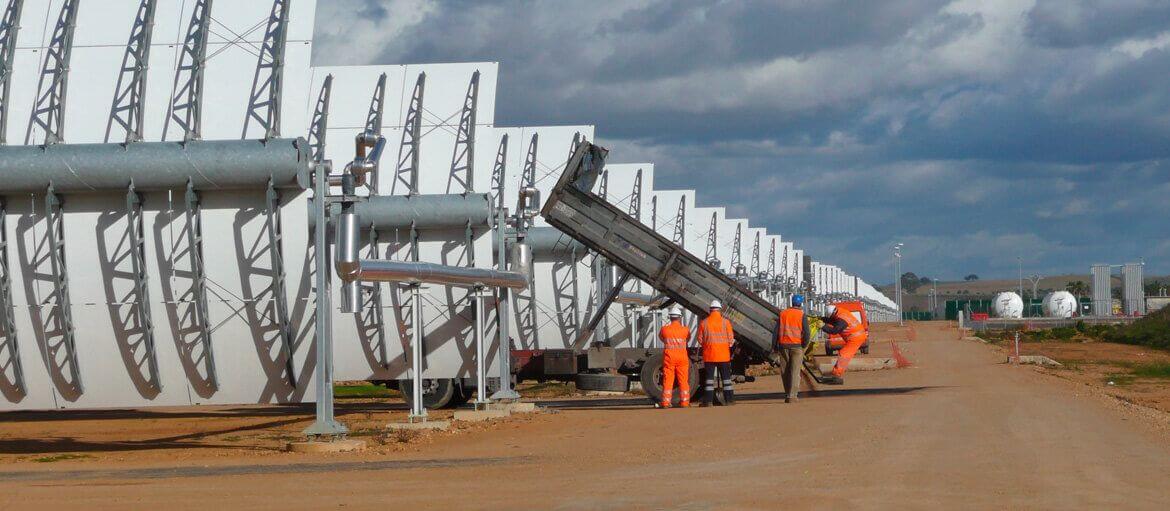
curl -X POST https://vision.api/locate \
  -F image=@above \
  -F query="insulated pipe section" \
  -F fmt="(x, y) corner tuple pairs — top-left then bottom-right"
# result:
(0, 138), (312, 193)
(336, 210), (362, 313)
(350, 251), (530, 289)
(309, 193), (494, 231)
(493, 226), (585, 259)
(615, 291), (657, 306)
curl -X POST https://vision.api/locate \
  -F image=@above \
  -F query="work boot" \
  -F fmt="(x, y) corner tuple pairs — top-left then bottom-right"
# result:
(821, 375), (844, 385)
(679, 401), (690, 408)
(659, 402), (671, 409)
(724, 390), (735, 405)
(784, 397), (793, 404)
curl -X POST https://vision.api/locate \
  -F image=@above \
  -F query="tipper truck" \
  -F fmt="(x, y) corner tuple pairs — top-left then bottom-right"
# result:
(539, 141), (825, 403)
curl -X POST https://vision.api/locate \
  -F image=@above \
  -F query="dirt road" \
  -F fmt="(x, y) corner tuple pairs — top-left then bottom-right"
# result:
(3, 322), (1169, 509)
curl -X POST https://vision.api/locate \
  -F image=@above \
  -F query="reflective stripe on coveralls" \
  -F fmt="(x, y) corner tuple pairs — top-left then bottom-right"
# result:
(777, 307), (805, 346)
(659, 321), (691, 406)
(831, 309), (869, 377)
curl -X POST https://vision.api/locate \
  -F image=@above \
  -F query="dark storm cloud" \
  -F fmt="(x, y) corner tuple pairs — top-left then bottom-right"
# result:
(314, 0), (1170, 283)
(1026, 0), (1170, 48)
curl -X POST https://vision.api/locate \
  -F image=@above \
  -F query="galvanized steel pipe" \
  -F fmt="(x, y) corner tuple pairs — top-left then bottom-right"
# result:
(309, 193), (494, 231)
(349, 255), (530, 290)
(0, 138), (312, 193)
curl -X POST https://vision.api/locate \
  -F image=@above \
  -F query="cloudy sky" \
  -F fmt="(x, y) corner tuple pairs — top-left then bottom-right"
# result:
(313, 0), (1170, 284)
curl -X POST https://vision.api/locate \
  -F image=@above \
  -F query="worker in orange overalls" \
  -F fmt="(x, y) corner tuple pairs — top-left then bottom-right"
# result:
(775, 294), (810, 403)
(819, 304), (867, 385)
(698, 300), (736, 406)
(658, 306), (690, 408)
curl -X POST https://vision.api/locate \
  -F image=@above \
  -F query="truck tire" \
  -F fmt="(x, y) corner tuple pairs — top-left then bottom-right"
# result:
(575, 373), (629, 393)
(639, 353), (700, 405)
(398, 378), (458, 409)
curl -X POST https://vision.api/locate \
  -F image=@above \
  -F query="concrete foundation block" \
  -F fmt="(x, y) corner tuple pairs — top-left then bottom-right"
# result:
(286, 438), (366, 453)
(386, 420), (451, 431)
(818, 357), (896, 373)
(1013, 355), (1062, 367)
(453, 409), (509, 422)
(486, 402), (538, 413)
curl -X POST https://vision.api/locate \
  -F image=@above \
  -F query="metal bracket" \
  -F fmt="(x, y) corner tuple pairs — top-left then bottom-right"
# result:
(0, 0), (26, 145)
(44, 188), (81, 391)
(125, 185), (161, 389)
(265, 181), (297, 387)
(243, 0), (290, 140)
(0, 197), (24, 393)
(164, 0), (212, 142)
(183, 182), (217, 388)
(25, 0), (78, 145)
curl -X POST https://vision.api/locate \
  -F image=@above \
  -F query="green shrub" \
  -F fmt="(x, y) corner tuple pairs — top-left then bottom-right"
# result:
(1104, 308), (1170, 350)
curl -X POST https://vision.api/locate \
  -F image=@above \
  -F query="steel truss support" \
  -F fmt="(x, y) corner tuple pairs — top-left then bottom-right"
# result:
(750, 231), (760, 277)
(164, 0), (212, 142)
(364, 73), (386, 192)
(357, 74), (388, 367)
(44, 188), (81, 391)
(0, 0), (25, 145)
(306, 74), (332, 162)
(125, 184), (161, 388)
(25, 0), (77, 145)
(447, 71), (478, 194)
(650, 196), (657, 232)
(242, 0), (289, 140)
(393, 73), (425, 195)
(705, 212), (717, 267)
(514, 134), (540, 345)
(105, 0), (157, 144)
(673, 196), (685, 248)
(0, 197), (23, 393)
(522, 133), (538, 190)
(628, 168), (642, 221)
(489, 134), (508, 215)
(183, 182), (217, 388)
(730, 224), (742, 274)
(265, 181), (297, 387)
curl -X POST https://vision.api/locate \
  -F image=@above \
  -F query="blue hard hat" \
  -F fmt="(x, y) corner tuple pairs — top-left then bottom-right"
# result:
(791, 294), (805, 307)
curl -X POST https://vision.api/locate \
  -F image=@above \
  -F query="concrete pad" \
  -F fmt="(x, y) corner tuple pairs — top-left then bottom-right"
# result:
(817, 357), (896, 373)
(453, 409), (510, 422)
(286, 439), (366, 453)
(386, 420), (450, 431)
(584, 390), (627, 396)
(485, 402), (539, 413)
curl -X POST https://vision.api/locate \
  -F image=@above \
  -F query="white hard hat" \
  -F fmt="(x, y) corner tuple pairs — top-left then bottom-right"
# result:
(710, 299), (722, 310)
(669, 306), (683, 317)
(826, 304), (837, 316)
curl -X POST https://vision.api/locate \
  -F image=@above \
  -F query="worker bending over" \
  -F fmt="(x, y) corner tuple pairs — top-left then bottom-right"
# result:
(775, 294), (810, 402)
(658, 306), (690, 408)
(698, 300), (736, 406)
(819, 304), (867, 385)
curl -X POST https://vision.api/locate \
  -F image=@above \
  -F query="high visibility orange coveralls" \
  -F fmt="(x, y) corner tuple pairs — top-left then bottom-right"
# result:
(698, 311), (736, 405)
(658, 320), (691, 408)
(822, 309), (868, 378)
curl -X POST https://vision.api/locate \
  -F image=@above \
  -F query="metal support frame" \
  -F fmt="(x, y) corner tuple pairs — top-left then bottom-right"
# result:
(242, 0), (289, 140)
(0, 0), (25, 145)
(628, 168), (642, 221)
(265, 181), (297, 387)
(447, 71), (479, 194)
(490, 134), (508, 215)
(164, 0), (211, 142)
(364, 73), (386, 192)
(303, 159), (347, 438)
(730, 223), (742, 274)
(306, 74), (332, 162)
(0, 197), (24, 393)
(704, 212), (717, 267)
(516, 134), (539, 345)
(25, 0), (77, 145)
(673, 196), (685, 248)
(750, 231), (760, 277)
(572, 271), (632, 350)
(125, 184), (161, 389)
(183, 182), (217, 387)
(105, 0), (157, 144)
(44, 188), (81, 391)
(393, 73), (425, 195)
(473, 285), (487, 407)
(490, 209), (519, 400)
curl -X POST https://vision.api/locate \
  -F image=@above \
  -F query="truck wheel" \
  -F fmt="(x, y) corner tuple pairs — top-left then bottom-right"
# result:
(640, 353), (700, 405)
(449, 382), (474, 408)
(575, 373), (629, 393)
(398, 378), (457, 409)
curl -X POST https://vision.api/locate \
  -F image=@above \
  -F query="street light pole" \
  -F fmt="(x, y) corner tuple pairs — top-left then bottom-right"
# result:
(894, 243), (904, 326)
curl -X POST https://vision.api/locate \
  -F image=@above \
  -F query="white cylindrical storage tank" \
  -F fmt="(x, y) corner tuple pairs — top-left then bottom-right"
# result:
(1043, 291), (1077, 318)
(993, 292), (1024, 319)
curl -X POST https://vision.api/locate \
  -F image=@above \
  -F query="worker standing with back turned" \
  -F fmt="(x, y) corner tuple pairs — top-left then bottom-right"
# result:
(658, 306), (690, 408)
(819, 304), (866, 385)
(698, 300), (736, 406)
(775, 294), (810, 402)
